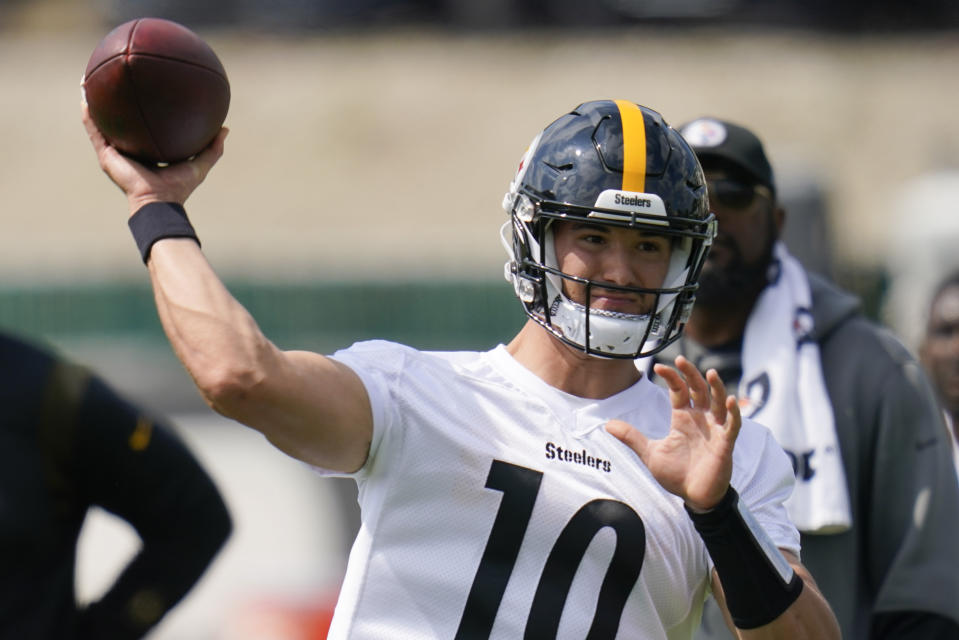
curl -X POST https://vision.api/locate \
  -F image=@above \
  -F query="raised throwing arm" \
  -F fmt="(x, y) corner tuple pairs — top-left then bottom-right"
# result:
(82, 102), (372, 473)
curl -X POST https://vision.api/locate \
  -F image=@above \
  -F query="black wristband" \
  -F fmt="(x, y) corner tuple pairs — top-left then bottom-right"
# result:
(128, 202), (200, 264)
(686, 486), (804, 629)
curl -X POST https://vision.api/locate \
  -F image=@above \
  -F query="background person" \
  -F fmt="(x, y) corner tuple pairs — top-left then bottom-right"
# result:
(919, 270), (959, 482)
(645, 116), (959, 639)
(0, 331), (232, 639)
(83, 98), (839, 638)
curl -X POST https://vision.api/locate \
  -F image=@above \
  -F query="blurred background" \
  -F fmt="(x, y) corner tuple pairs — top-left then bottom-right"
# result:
(4, 0), (959, 637)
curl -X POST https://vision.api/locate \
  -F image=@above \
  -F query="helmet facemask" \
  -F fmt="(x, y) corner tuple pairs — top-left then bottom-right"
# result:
(500, 100), (716, 359)
(502, 192), (713, 359)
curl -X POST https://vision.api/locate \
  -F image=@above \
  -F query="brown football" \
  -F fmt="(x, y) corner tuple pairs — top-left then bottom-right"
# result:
(83, 18), (230, 165)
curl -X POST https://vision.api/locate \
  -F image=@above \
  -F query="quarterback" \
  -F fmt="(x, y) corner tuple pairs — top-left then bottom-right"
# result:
(83, 98), (840, 639)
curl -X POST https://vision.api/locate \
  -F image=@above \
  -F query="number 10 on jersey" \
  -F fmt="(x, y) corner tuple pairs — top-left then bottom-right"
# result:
(455, 460), (647, 639)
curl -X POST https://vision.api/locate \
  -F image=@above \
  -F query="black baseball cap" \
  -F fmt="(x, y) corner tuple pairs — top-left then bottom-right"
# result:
(678, 117), (776, 197)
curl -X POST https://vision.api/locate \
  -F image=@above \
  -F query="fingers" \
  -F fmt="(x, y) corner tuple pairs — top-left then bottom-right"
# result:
(653, 356), (709, 410)
(82, 95), (227, 175)
(81, 101), (109, 157)
(703, 367), (743, 443)
(655, 357), (742, 438)
(653, 361), (689, 409)
(83, 92), (229, 210)
(676, 356), (709, 409)
(81, 99), (142, 183)
(705, 368), (727, 423)
(189, 127), (228, 183)
(606, 419), (650, 460)
(725, 392), (742, 441)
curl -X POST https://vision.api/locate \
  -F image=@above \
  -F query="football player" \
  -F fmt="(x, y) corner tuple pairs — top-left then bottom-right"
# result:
(83, 98), (839, 639)
(0, 332), (231, 638)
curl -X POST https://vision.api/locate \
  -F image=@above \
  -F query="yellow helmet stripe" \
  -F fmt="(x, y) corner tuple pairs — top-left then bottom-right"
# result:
(614, 99), (647, 192)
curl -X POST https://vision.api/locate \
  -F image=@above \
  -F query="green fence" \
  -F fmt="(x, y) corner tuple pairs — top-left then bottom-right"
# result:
(0, 266), (886, 355)
(0, 280), (526, 354)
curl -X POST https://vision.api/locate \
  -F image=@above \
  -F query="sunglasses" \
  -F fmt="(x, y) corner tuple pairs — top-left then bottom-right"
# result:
(707, 179), (772, 210)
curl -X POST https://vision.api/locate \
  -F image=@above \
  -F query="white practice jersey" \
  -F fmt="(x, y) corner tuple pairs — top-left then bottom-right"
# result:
(325, 340), (799, 640)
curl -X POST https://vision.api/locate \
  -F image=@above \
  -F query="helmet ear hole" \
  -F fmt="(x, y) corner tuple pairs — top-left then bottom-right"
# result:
(501, 99), (715, 358)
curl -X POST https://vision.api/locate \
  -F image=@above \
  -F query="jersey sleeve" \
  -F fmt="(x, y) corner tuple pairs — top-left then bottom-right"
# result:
(729, 419), (801, 558)
(65, 366), (232, 639)
(327, 340), (408, 478)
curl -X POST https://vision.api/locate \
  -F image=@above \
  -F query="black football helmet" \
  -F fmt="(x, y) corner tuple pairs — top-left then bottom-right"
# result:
(501, 99), (715, 359)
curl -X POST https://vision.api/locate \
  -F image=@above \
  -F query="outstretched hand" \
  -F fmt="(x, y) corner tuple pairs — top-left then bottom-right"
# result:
(607, 356), (741, 511)
(81, 100), (227, 215)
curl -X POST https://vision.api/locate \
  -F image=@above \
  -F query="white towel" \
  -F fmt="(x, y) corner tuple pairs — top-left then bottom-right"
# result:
(741, 242), (851, 533)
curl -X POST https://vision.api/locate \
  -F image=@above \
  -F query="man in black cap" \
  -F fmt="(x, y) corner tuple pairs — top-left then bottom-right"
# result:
(645, 117), (959, 639)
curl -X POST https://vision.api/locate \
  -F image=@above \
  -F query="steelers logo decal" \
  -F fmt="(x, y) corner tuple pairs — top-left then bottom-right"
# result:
(680, 118), (727, 148)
